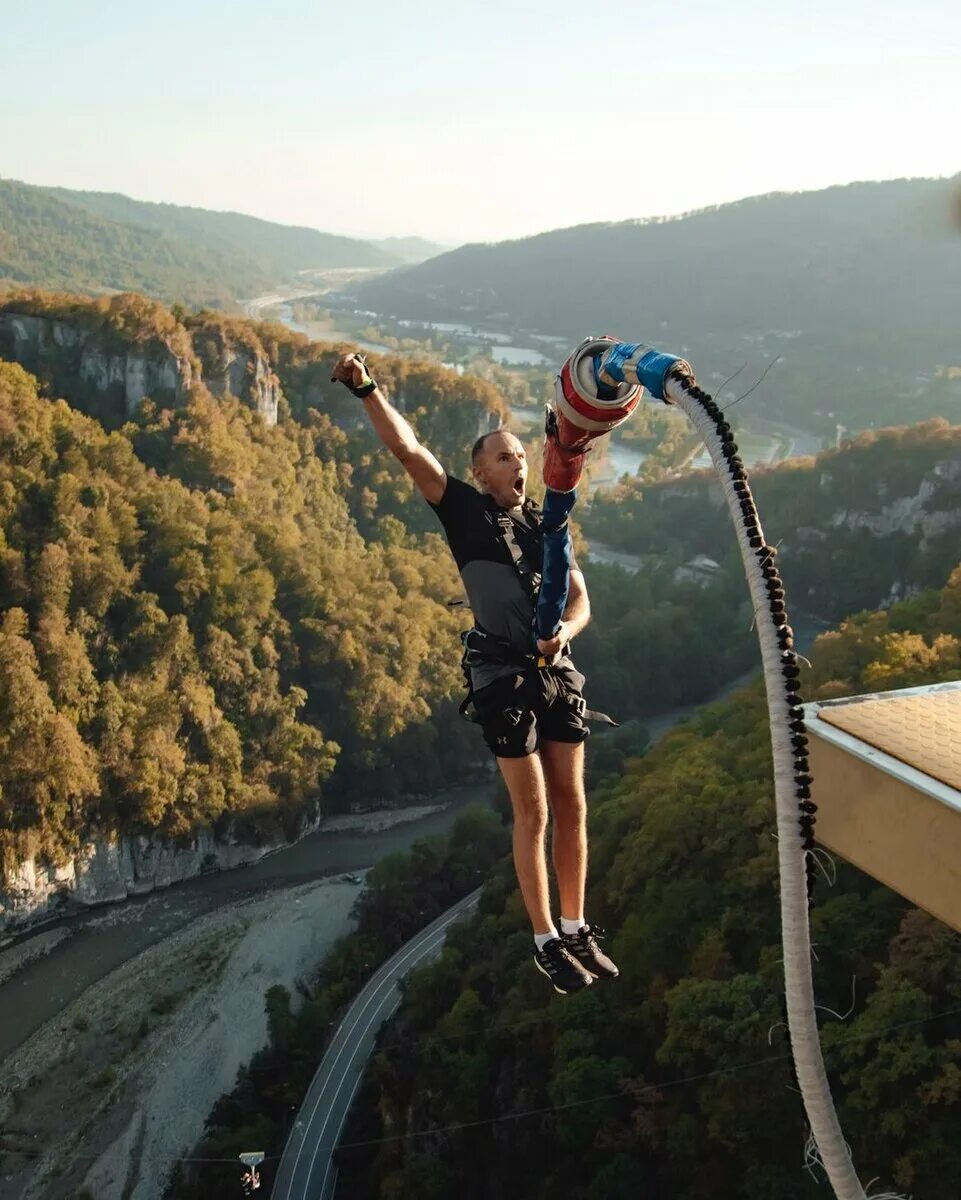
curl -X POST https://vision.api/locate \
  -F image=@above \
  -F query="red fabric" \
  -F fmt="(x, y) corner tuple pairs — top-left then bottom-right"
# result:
(559, 360), (639, 428)
(543, 432), (588, 491)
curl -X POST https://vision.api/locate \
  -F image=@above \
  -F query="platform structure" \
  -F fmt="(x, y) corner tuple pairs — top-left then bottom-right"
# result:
(803, 681), (961, 932)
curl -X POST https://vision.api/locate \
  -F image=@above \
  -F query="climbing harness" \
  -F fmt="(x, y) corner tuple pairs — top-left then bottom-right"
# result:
(457, 626), (615, 728)
(484, 500), (542, 601)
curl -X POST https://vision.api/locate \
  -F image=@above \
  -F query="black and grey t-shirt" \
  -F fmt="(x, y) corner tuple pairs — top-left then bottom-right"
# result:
(429, 475), (578, 688)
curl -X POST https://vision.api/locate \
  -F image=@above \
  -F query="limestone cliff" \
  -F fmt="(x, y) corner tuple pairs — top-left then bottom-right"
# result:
(0, 311), (192, 416)
(189, 323), (281, 425)
(816, 458), (961, 546)
(0, 310), (280, 426)
(0, 819), (319, 937)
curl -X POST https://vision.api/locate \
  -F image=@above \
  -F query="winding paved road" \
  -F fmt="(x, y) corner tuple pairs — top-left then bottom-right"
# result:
(273, 888), (481, 1200)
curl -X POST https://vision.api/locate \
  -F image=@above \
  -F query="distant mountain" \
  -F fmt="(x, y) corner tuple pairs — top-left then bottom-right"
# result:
(350, 178), (961, 434)
(44, 185), (401, 275)
(370, 235), (447, 263)
(0, 178), (401, 307)
(0, 178), (263, 307)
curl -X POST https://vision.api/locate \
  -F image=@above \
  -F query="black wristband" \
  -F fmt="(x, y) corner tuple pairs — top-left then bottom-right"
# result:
(331, 353), (377, 398)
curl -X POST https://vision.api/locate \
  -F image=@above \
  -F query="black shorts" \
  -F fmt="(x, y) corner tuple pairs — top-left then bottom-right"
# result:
(471, 662), (590, 759)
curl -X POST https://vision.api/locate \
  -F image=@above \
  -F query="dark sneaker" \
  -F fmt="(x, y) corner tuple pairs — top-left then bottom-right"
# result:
(534, 938), (594, 995)
(561, 925), (619, 980)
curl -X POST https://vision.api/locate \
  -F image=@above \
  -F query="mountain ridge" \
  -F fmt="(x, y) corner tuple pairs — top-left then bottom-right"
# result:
(0, 177), (403, 307)
(348, 176), (961, 435)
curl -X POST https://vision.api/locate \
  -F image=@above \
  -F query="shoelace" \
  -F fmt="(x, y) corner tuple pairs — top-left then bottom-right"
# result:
(567, 925), (607, 952)
(541, 939), (580, 973)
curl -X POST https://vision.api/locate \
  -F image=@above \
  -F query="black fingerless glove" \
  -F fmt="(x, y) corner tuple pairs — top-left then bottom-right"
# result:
(331, 354), (377, 398)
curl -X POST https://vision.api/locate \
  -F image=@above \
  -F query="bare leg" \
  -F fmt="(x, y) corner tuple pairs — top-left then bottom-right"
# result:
(540, 740), (587, 923)
(496, 753), (553, 933)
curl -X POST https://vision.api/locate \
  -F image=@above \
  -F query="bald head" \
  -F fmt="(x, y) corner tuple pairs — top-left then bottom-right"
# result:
(471, 429), (528, 508)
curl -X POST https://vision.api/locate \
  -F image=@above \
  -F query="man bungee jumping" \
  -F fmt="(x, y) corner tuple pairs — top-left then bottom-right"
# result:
(332, 350), (619, 995)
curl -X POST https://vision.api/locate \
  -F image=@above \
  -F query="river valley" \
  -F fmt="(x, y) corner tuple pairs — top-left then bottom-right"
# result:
(0, 293), (835, 1199)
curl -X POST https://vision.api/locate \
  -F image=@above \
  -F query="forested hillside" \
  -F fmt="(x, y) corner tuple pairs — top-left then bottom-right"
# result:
(42, 184), (401, 275)
(350, 177), (961, 434)
(0, 180), (262, 307)
(333, 567), (961, 1199)
(174, 565), (961, 1200)
(0, 292), (512, 879)
(3, 289), (958, 881)
(584, 418), (961, 623)
(0, 178), (399, 307)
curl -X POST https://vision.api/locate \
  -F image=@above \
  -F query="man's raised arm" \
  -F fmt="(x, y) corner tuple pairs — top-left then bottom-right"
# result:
(331, 352), (446, 505)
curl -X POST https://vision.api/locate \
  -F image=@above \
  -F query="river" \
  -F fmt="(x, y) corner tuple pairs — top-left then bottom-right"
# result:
(246, 290), (820, 473)
(0, 785), (490, 1064)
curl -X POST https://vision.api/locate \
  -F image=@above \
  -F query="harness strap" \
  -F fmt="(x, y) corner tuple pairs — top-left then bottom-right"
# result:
(458, 628), (618, 727)
(485, 504), (542, 601)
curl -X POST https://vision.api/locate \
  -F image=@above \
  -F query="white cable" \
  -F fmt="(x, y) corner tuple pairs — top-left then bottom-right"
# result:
(664, 373), (908, 1200)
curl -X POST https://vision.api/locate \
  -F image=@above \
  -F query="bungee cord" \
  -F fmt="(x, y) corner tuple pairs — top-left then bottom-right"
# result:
(534, 338), (907, 1200)
(661, 365), (878, 1200)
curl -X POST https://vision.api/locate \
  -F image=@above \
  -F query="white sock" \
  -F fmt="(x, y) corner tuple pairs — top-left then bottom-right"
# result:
(560, 916), (586, 935)
(534, 928), (559, 951)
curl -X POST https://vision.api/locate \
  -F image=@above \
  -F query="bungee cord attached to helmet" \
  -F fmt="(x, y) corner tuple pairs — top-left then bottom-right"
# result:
(538, 338), (902, 1200)
(534, 337), (690, 642)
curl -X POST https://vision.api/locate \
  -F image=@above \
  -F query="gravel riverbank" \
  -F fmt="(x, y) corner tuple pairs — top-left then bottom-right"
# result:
(0, 793), (493, 1200)
(0, 875), (361, 1200)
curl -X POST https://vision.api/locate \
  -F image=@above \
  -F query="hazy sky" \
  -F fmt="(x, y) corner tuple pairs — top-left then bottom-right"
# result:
(3, 0), (958, 244)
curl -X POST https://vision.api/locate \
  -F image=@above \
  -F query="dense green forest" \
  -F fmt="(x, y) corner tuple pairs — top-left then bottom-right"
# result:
(350, 177), (961, 435)
(0, 353), (487, 865)
(333, 565), (961, 1199)
(0, 291), (517, 870)
(0, 178), (399, 307)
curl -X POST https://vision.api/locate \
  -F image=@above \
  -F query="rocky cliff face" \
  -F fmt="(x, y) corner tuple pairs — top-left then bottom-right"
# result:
(191, 324), (282, 425)
(0, 820), (318, 937)
(0, 312), (193, 416)
(0, 311), (280, 426)
(816, 458), (961, 547)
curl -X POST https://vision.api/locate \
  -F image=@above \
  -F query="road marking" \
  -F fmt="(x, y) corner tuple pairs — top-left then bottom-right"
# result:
(306, 910), (467, 1194)
(280, 892), (478, 1199)
(315, 958), (428, 1198)
(318, 1071), (363, 1199)
(281, 946), (423, 1199)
